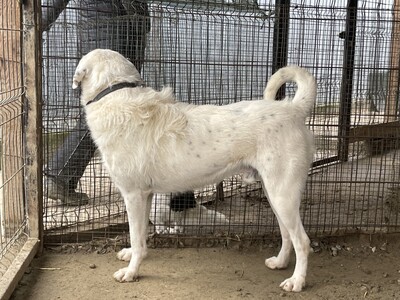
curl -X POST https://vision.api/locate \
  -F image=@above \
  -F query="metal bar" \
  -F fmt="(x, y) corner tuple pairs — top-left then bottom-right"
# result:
(271, 0), (290, 100)
(337, 0), (358, 162)
(386, 0), (400, 121)
(311, 156), (339, 168)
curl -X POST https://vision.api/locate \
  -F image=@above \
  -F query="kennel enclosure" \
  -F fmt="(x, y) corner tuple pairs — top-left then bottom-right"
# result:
(2, 0), (400, 297)
(40, 0), (400, 241)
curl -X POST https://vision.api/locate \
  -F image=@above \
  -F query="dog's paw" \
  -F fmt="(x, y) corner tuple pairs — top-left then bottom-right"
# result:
(117, 248), (132, 261)
(265, 256), (289, 269)
(170, 225), (183, 234)
(154, 225), (168, 234)
(113, 267), (139, 283)
(154, 225), (181, 234)
(279, 275), (305, 292)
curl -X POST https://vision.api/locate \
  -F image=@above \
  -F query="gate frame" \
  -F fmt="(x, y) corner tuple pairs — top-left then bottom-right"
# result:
(0, 0), (43, 298)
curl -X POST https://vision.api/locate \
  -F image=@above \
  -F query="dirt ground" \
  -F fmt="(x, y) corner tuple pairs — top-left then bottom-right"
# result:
(11, 235), (400, 300)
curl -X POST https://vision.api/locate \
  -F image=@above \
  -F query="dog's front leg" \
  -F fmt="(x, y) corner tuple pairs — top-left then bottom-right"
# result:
(114, 190), (153, 282)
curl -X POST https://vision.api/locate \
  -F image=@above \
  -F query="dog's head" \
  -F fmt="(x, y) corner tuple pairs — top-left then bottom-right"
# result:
(72, 49), (144, 105)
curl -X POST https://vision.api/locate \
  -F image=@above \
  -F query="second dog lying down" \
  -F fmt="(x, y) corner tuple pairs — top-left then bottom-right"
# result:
(72, 49), (316, 292)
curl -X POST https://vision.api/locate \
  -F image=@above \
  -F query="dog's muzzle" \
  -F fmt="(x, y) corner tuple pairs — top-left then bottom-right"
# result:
(74, 84), (82, 99)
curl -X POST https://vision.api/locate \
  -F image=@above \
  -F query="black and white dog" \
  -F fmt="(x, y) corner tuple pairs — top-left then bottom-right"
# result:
(149, 191), (228, 234)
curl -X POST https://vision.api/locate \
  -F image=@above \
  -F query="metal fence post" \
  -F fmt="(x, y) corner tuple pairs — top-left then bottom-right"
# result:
(338, 0), (358, 162)
(272, 0), (290, 100)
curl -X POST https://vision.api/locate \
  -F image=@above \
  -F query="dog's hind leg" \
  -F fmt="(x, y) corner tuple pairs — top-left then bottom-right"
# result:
(261, 172), (311, 292)
(265, 212), (292, 270)
(114, 190), (153, 282)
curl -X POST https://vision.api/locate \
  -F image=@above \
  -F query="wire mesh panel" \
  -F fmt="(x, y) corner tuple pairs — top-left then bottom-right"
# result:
(41, 0), (400, 245)
(1, 1), (41, 297)
(0, 0), (27, 277)
(304, 0), (400, 235)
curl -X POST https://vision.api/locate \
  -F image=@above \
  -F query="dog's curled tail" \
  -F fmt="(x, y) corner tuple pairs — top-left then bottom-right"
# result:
(263, 66), (317, 116)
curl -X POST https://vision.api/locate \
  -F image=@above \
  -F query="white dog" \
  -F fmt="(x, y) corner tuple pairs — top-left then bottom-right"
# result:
(72, 49), (316, 292)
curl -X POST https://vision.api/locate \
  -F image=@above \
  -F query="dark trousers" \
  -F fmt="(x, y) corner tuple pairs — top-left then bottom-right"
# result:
(46, 1), (149, 191)
(47, 114), (96, 190)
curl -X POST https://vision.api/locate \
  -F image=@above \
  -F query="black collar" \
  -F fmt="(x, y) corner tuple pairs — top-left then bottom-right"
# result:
(86, 82), (143, 106)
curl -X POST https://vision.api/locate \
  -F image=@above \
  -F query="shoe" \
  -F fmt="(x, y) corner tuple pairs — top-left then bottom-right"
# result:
(46, 177), (90, 206)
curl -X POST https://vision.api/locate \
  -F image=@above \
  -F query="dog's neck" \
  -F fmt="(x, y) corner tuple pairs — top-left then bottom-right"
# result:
(85, 82), (145, 106)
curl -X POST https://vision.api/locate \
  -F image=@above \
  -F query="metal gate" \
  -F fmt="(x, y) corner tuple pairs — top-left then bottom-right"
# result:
(0, 0), (42, 298)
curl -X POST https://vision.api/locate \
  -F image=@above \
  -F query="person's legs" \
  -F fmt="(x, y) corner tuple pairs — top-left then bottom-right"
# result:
(45, 0), (149, 205)
(121, 2), (150, 71)
(46, 113), (96, 205)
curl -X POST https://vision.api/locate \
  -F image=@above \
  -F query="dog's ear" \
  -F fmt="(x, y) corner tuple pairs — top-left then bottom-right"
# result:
(72, 68), (87, 90)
